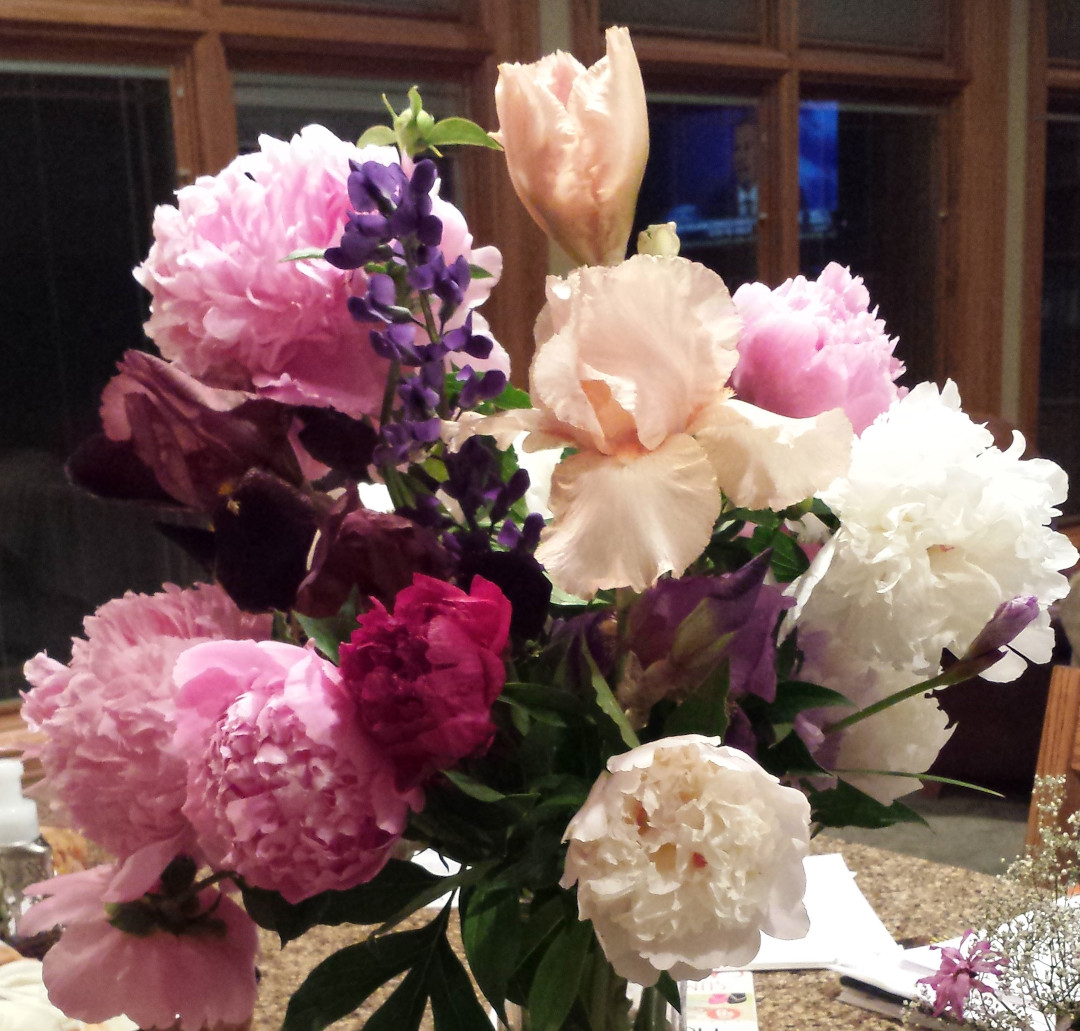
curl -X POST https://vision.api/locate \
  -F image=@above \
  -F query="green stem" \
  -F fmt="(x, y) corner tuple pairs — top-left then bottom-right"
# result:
(633, 986), (671, 1031)
(823, 653), (1002, 735)
(378, 355), (401, 428)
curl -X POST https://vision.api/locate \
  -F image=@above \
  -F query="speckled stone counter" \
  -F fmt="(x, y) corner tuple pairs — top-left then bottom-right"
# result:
(250, 839), (1001, 1031)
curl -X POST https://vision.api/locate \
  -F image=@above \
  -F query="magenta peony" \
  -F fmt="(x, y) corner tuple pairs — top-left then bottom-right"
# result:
(21, 583), (272, 860)
(339, 575), (512, 787)
(731, 262), (905, 434)
(21, 862), (258, 1031)
(173, 639), (421, 904)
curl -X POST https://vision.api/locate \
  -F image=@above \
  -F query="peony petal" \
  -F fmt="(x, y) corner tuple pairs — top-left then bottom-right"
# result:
(535, 434), (721, 597)
(693, 398), (853, 510)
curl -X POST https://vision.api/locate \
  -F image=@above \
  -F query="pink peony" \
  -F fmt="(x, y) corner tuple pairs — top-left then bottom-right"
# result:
(173, 640), (421, 904)
(731, 263), (905, 434)
(136, 124), (504, 418)
(21, 584), (272, 860)
(21, 861), (258, 1031)
(495, 26), (648, 267)
(339, 575), (512, 787)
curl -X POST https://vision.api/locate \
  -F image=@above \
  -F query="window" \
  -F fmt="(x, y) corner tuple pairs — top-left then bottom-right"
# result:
(0, 1), (544, 699)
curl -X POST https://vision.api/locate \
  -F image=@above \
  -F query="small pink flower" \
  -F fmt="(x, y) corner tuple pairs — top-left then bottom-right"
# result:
(21, 584), (272, 860)
(731, 263), (905, 434)
(21, 861), (258, 1031)
(918, 931), (1007, 1019)
(495, 26), (648, 266)
(340, 575), (511, 788)
(173, 640), (421, 904)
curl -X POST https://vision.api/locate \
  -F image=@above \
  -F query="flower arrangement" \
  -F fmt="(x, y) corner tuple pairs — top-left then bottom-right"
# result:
(17, 24), (1078, 1031)
(914, 777), (1080, 1030)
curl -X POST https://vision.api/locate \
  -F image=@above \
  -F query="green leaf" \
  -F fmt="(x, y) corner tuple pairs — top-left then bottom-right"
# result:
(469, 263), (494, 280)
(281, 246), (327, 262)
(583, 647), (639, 752)
(768, 680), (853, 724)
(364, 964), (430, 1031)
(662, 660), (730, 739)
(281, 919), (440, 1031)
(460, 883), (523, 1024)
(527, 917), (594, 1031)
(655, 972), (682, 1013)
(241, 858), (443, 945)
(431, 934), (496, 1031)
(427, 116), (503, 150)
(809, 779), (928, 830)
(356, 124), (398, 148)
(294, 593), (359, 664)
(443, 769), (511, 803)
(768, 530), (810, 582)
(502, 681), (587, 717)
(759, 727), (828, 780)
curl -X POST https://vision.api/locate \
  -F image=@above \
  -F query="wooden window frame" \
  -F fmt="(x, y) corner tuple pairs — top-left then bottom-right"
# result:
(574, 0), (1015, 423)
(0, 0), (547, 376)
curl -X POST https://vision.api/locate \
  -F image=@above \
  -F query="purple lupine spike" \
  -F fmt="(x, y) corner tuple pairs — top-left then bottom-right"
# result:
(410, 159), (439, 195)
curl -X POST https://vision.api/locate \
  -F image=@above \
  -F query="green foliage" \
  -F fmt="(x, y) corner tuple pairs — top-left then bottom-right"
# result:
(809, 780), (928, 830)
(360, 86), (501, 158)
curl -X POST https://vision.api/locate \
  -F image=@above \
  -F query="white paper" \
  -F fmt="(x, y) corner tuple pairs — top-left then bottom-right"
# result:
(738, 853), (901, 970)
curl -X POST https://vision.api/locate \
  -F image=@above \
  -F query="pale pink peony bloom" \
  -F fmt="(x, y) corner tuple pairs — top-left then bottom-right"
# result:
(494, 26), (648, 267)
(136, 125), (504, 418)
(173, 639), (421, 904)
(21, 862), (258, 1031)
(450, 255), (852, 597)
(561, 736), (811, 985)
(731, 263), (905, 434)
(21, 584), (272, 860)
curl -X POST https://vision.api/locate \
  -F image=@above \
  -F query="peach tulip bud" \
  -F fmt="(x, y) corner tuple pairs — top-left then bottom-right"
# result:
(494, 26), (649, 267)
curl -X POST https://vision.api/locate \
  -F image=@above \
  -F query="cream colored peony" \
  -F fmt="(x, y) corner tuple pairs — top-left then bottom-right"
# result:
(448, 254), (852, 597)
(561, 736), (811, 985)
(494, 26), (648, 267)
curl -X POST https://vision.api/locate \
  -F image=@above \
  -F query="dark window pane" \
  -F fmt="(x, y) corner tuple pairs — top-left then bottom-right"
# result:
(1049, 0), (1080, 63)
(800, 0), (947, 54)
(0, 68), (201, 697)
(598, 0), (761, 41)
(634, 99), (760, 291)
(799, 101), (940, 389)
(1039, 116), (1080, 516)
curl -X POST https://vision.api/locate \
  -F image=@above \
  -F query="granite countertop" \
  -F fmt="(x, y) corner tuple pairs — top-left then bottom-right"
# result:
(250, 838), (1001, 1031)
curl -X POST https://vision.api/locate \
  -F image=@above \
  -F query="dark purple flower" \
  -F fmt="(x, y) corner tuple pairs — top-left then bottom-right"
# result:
(627, 552), (791, 702)
(212, 469), (320, 612)
(963, 596), (1039, 662)
(97, 350), (301, 512)
(918, 931), (1006, 1019)
(295, 491), (452, 618)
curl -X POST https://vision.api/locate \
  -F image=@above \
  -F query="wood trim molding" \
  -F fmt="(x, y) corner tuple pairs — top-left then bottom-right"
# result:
(1021, 0), (1048, 447)
(939, 1), (1011, 416)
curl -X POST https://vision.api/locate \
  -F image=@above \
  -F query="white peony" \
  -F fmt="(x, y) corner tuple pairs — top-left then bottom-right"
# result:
(802, 643), (954, 805)
(560, 736), (811, 985)
(791, 380), (1077, 679)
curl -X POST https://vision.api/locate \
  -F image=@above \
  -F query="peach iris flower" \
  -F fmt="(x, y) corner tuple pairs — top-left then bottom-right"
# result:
(494, 26), (648, 267)
(455, 255), (853, 598)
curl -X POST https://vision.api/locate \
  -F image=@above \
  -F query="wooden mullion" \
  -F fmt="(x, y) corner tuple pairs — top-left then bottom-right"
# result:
(0, 1), (207, 34)
(938, 0), (1010, 417)
(214, 4), (488, 57)
(570, 0), (603, 65)
(1021, 0), (1048, 447)
(795, 48), (963, 90)
(460, 0), (546, 383)
(629, 35), (789, 78)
